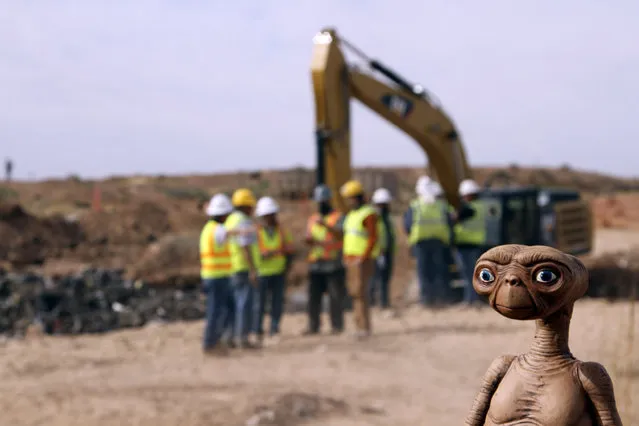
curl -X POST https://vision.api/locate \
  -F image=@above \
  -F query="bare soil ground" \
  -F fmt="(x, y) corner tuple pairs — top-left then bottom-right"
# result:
(1, 300), (636, 426)
(1, 167), (638, 425)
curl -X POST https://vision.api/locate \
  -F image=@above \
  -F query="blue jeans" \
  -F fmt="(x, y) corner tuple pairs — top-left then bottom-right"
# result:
(414, 239), (450, 306)
(202, 277), (232, 350)
(254, 273), (285, 336)
(231, 272), (255, 342)
(457, 246), (483, 303)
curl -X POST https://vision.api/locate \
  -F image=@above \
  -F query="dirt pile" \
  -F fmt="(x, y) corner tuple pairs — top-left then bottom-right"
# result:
(0, 203), (84, 267)
(129, 233), (201, 286)
(80, 201), (172, 246)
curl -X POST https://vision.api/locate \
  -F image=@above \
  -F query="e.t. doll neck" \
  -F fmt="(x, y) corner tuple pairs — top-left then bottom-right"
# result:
(524, 305), (575, 369)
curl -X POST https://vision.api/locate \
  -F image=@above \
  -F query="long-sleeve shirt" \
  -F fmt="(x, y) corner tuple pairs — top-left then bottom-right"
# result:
(235, 217), (256, 247)
(361, 213), (378, 260)
(213, 222), (229, 245)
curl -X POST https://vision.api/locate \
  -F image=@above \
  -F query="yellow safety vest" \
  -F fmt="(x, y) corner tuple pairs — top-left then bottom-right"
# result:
(454, 200), (487, 245)
(307, 211), (343, 262)
(343, 205), (383, 258)
(408, 199), (450, 245)
(224, 211), (258, 274)
(257, 226), (293, 276)
(199, 221), (232, 279)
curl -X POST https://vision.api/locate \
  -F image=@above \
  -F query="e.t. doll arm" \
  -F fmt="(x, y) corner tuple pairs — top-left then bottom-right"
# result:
(578, 361), (623, 426)
(465, 355), (515, 426)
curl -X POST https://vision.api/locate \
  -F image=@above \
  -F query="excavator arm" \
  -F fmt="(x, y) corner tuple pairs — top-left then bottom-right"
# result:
(310, 28), (472, 211)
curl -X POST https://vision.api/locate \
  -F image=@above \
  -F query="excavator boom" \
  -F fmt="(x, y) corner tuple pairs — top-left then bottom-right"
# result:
(310, 28), (472, 210)
(310, 27), (593, 258)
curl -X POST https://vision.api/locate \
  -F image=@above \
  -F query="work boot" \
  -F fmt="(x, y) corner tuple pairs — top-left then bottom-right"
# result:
(301, 329), (319, 337)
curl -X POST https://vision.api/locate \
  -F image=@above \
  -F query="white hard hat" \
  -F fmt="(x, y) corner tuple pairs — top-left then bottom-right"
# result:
(459, 179), (481, 196)
(429, 181), (443, 197)
(206, 193), (233, 216)
(415, 175), (431, 195)
(255, 196), (280, 217)
(313, 184), (332, 202)
(372, 188), (392, 204)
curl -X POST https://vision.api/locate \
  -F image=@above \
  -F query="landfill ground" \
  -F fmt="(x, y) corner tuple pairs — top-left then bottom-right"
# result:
(1, 167), (639, 425)
(1, 299), (636, 426)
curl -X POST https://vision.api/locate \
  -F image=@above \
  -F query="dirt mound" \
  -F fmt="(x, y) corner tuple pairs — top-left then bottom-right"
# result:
(129, 233), (200, 286)
(0, 203), (84, 267)
(80, 201), (171, 246)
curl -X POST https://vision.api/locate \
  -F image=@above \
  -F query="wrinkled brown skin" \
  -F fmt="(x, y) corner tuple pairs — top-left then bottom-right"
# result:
(465, 245), (623, 426)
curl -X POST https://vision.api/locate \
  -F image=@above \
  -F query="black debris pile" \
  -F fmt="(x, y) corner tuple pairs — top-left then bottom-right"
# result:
(0, 267), (205, 337)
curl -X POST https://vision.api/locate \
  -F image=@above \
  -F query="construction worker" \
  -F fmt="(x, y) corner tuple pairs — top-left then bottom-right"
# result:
(452, 179), (487, 305)
(369, 188), (395, 310)
(253, 196), (294, 344)
(340, 179), (382, 339)
(225, 188), (259, 349)
(403, 178), (450, 308)
(304, 184), (346, 335)
(431, 181), (455, 303)
(199, 193), (236, 355)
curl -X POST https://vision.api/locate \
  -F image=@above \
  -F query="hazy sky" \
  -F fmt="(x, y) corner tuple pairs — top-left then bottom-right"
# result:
(1, 1), (638, 180)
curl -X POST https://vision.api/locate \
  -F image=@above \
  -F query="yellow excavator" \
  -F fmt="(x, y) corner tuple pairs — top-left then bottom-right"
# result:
(310, 28), (593, 256)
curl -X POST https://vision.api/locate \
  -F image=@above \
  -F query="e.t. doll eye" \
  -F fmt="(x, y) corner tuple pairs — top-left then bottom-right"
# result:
(478, 268), (495, 283)
(534, 269), (558, 284)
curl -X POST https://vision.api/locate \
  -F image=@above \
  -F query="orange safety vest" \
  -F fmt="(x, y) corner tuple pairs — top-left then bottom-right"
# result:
(199, 221), (232, 279)
(306, 211), (343, 262)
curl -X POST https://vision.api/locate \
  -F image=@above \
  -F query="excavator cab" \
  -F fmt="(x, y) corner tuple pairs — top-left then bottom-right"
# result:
(478, 187), (593, 255)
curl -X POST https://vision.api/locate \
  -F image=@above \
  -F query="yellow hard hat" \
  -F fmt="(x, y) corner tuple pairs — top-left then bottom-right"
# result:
(231, 188), (256, 207)
(340, 180), (364, 198)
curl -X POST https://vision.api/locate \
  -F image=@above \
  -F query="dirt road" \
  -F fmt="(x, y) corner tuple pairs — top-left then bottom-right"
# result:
(1, 300), (636, 426)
